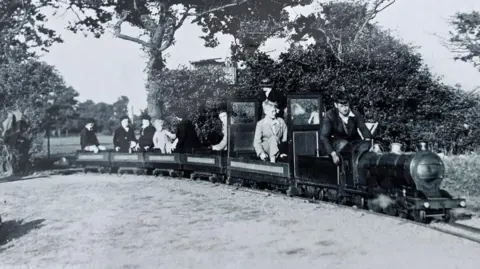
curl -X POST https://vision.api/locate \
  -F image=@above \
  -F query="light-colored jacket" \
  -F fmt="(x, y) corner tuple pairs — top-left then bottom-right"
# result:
(153, 130), (175, 153)
(253, 117), (288, 156)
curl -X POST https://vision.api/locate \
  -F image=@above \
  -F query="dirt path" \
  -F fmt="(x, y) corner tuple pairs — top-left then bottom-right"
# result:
(0, 174), (479, 269)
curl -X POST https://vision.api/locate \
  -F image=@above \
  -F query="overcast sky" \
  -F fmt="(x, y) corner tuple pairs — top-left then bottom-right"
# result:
(40, 0), (480, 114)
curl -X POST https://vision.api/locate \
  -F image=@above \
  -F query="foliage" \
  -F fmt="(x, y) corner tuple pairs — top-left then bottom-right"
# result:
(0, 0), (63, 60)
(446, 10), (480, 70)
(0, 59), (78, 175)
(151, 66), (233, 144)
(58, 0), (294, 118)
(147, 0), (480, 153)
(194, 0), (312, 60)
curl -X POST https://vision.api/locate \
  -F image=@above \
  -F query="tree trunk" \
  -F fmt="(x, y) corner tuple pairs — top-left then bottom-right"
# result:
(146, 51), (166, 120)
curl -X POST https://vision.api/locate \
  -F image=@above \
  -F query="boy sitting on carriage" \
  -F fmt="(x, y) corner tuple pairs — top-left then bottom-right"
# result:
(253, 100), (288, 163)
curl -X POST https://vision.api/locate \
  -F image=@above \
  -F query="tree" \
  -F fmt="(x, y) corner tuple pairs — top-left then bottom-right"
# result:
(47, 86), (80, 136)
(445, 10), (480, 71)
(153, 65), (232, 144)
(194, 0), (312, 60)
(60, 0), (257, 119)
(0, 0), (63, 61)
(225, 0), (480, 153)
(0, 60), (75, 175)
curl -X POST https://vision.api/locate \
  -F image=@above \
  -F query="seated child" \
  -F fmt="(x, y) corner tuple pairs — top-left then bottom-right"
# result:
(253, 100), (288, 163)
(152, 119), (176, 153)
(80, 118), (106, 153)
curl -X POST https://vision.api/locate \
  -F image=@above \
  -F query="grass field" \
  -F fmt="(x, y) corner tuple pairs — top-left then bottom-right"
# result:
(41, 135), (113, 156)
(42, 136), (480, 211)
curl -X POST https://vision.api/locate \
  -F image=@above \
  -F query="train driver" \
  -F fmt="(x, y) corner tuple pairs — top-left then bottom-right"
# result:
(113, 116), (138, 153)
(211, 109), (227, 151)
(320, 92), (372, 165)
(80, 118), (106, 153)
(253, 100), (288, 163)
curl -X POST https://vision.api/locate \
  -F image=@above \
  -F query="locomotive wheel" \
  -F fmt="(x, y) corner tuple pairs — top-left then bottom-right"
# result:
(153, 169), (161, 177)
(117, 168), (124, 175)
(190, 173), (196, 180)
(384, 205), (398, 216)
(98, 167), (105, 174)
(317, 189), (327, 201)
(226, 177), (233, 185)
(209, 175), (218, 183)
(443, 210), (453, 223)
(414, 210), (429, 223)
(286, 186), (297, 197)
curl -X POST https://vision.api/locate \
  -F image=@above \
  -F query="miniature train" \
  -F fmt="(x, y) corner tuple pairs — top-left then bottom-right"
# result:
(74, 93), (466, 224)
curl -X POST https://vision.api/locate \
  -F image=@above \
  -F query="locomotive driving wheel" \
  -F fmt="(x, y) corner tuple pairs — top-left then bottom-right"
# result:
(316, 189), (326, 201)
(414, 210), (428, 223)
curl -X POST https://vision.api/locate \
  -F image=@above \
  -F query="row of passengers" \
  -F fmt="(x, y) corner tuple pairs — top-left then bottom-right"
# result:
(253, 91), (373, 164)
(80, 111), (227, 153)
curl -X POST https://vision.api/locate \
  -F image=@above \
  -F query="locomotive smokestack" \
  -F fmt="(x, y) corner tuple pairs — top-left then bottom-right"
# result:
(417, 142), (428, 151)
(390, 142), (403, 154)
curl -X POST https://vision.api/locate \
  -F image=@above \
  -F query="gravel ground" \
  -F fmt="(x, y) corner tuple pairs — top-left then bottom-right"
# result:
(0, 174), (479, 269)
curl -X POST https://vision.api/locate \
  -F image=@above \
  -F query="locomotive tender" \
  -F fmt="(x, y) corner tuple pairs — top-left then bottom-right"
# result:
(75, 92), (466, 223)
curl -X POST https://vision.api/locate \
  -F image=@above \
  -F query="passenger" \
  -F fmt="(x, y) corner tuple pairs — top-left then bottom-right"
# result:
(152, 119), (176, 154)
(113, 116), (138, 153)
(257, 77), (286, 117)
(253, 100), (288, 163)
(80, 118), (106, 153)
(171, 110), (201, 153)
(320, 92), (372, 165)
(211, 109), (228, 151)
(138, 114), (156, 151)
(308, 111), (320, 124)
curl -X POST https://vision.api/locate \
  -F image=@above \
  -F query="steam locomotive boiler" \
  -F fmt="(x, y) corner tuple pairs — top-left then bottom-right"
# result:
(353, 142), (467, 223)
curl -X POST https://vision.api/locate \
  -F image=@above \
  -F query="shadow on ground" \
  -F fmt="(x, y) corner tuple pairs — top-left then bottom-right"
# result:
(0, 219), (46, 253)
(0, 174), (50, 184)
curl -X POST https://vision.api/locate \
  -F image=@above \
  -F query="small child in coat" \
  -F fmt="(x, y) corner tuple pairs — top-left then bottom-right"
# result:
(152, 119), (176, 153)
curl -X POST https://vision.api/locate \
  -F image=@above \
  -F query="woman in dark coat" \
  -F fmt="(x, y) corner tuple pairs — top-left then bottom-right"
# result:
(171, 110), (201, 154)
(113, 116), (138, 153)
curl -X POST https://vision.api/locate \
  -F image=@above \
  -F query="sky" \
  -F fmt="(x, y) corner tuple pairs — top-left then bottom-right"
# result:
(40, 0), (480, 115)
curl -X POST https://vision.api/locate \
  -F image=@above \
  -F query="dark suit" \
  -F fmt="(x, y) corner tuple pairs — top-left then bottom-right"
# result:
(320, 108), (372, 155)
(174, 119), (201, 153)
(257, 88), (286, 109)
(113, 127), (137, 153)
(138, 124), (156, 150)
(80, 128), (100, 150)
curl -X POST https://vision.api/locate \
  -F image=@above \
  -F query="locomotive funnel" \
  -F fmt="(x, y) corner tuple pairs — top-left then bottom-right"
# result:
(390, 142), (403, 154)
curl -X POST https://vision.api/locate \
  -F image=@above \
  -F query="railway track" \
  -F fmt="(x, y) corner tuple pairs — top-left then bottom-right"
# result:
(221, 182), (480, 245)
(46, 168), (480, 245)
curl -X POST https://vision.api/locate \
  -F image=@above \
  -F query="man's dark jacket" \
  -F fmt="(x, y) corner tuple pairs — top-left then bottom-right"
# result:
(138, 124), (156, 150)
(113, 127), (137, 153)
(174, 119), (201, 153)
(257, 88), (286, 109)
(80, 128), (100, 150)
(320, 108), (372, 155)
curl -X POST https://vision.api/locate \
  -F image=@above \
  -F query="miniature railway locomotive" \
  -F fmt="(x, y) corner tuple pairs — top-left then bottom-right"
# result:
(74, 92), (466, 223)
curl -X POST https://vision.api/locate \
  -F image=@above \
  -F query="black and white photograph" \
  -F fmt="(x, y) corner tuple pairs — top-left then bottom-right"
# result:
(1, 0), (480, 268)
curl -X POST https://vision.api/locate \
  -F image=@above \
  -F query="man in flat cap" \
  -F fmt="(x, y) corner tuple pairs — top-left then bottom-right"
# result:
(80, 118), (106, 153)
(138, 114), (156, 151)
(113, 116), (138, 153)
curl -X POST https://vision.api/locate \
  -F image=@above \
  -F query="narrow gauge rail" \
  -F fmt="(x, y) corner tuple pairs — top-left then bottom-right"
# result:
(220, 182), (480, 245)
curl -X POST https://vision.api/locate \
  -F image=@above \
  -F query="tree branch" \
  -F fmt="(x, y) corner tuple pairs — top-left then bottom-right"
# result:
(113, 11), (153, 48)
(353, 0), (395, 42)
